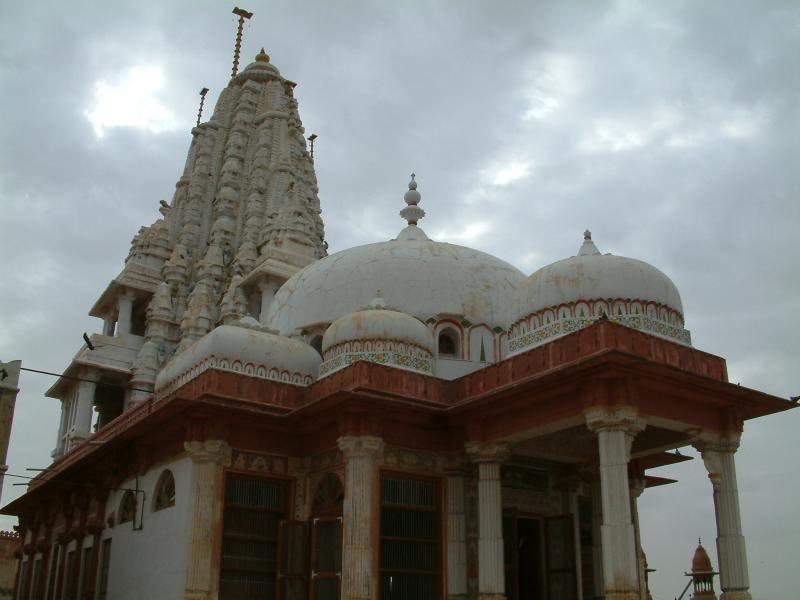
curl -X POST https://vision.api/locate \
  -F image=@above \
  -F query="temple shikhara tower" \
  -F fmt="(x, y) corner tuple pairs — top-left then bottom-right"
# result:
(2, 12), (794, 600)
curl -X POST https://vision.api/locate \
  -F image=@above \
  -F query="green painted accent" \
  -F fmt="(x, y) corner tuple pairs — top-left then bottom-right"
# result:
(460, 319), (472, 328)
(425, 317), (436, 324)
(579, 307), (585, 317)
(493, 326), (503, 333)
(301, 329), (309, 335)
(479, 338), (486, 362)
(617, 306), (623, 315)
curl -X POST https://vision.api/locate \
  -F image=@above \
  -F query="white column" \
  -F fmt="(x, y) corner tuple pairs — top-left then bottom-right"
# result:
(184, 439), (230, 600)
(695, 436), (751, 600)
(445, 468), (468, 600)
(102, 317), (115, 337)
(69, 374), (95, 443)
(585, 407), (645, 600)
(591, 476), (605, 600)
(116, 293), (135, 336)
(53, 399), (69, 457)
(466, 442), (509, 600)
(628, 478), (647, 600)
(338, 436), (384, 600)
(259, 281), (277, 325)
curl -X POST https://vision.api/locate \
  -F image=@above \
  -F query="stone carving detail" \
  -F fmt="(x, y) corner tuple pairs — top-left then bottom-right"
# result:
(509, 308), (691, 353)
(156, 353), (315, 396)
(320, 339), (433, 377)
(230, 450), (287, 475)
(383, 446), (437, 470)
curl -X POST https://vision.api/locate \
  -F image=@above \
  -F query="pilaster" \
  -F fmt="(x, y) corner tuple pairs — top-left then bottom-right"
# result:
(445, 459), (468, 600)
(338, 436), (384, 600)
(693, 432), (751, 600)
(585, 406), (645, 600)
(465, 442), (510, 600)
(183, 439), (231, 600)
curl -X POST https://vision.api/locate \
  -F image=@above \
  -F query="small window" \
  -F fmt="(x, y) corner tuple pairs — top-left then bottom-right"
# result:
(118, 491), (136, 524)
(438, 328), (459, 357)
(153, 470), (176, 511)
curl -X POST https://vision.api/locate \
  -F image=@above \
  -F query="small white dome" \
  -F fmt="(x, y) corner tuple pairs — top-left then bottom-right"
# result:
(155, 319), (321, 394)
(318, 300), (435, 378)
(322, 306), (433, 354)
(508, 232), (690, 353)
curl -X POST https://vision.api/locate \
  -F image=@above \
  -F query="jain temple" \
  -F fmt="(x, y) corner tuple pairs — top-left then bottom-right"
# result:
(2, 26), (794, 600)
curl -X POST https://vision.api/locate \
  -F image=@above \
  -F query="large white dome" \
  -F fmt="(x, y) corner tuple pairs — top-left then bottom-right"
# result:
(266, 237), (525, 335)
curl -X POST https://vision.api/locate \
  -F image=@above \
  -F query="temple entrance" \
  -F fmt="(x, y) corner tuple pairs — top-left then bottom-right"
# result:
(503, 512), (577, 600)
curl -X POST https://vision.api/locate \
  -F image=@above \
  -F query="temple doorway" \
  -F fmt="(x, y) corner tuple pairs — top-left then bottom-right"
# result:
(503, 512), (577, 600)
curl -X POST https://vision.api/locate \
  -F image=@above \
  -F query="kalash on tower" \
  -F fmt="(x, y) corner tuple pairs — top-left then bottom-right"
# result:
(2, 11), (793, 600)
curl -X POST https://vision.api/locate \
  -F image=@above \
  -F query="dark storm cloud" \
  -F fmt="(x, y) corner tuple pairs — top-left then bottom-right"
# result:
(1, 1), (798, 597)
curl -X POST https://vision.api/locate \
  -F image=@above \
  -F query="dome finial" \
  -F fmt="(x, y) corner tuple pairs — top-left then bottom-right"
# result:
(255, 48), (270, 62)
(578, 229), (601, 256)
(400, 173), (425, 226)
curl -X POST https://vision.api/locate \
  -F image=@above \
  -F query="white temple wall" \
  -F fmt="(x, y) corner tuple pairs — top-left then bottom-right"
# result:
(102, 455), (192, 600)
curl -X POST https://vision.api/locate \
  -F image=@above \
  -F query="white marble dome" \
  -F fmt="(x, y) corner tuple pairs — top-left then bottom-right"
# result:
(322, 301), (433, 354)
(319, 299), (435, 377)
(155, 317), (321, 394)
(508, 232), (691, 354)
(265, 235), (525, 335)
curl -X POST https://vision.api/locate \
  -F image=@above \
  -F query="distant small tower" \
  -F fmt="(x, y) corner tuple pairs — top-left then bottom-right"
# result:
(686, 540), (718, 600)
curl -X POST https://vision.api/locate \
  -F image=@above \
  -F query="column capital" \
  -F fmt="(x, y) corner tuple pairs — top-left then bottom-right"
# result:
(337, 435), (384, 459)
(184, 439), (231, 466)
(629, 477), (647, 499)
(465, 441), (510, 464)
(691, 429), (741, 454)
(584, 405), (646, 435)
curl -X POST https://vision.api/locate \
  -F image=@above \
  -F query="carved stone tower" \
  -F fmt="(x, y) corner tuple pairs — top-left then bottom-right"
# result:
(49, 49), (326, 456)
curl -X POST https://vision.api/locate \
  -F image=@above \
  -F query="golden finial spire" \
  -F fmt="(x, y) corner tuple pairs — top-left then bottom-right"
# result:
(231, 7), (254, 78)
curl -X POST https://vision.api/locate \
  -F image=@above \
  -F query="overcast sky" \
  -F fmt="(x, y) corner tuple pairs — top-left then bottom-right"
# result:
(1, 1), (798, 598)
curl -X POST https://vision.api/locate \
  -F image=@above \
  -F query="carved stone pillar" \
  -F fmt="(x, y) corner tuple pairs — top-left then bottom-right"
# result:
(585, 407), (645, 600)
(338, 436), (384, 600)
(445, 462), (468, 600)
(184, 439), (231, 600)
(116, 293), (135, 336)
(694, 435), (751, 600)
(70, 371), (96, 444)
(628, 478), (646, 600)
(466, 442), (509, 600)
